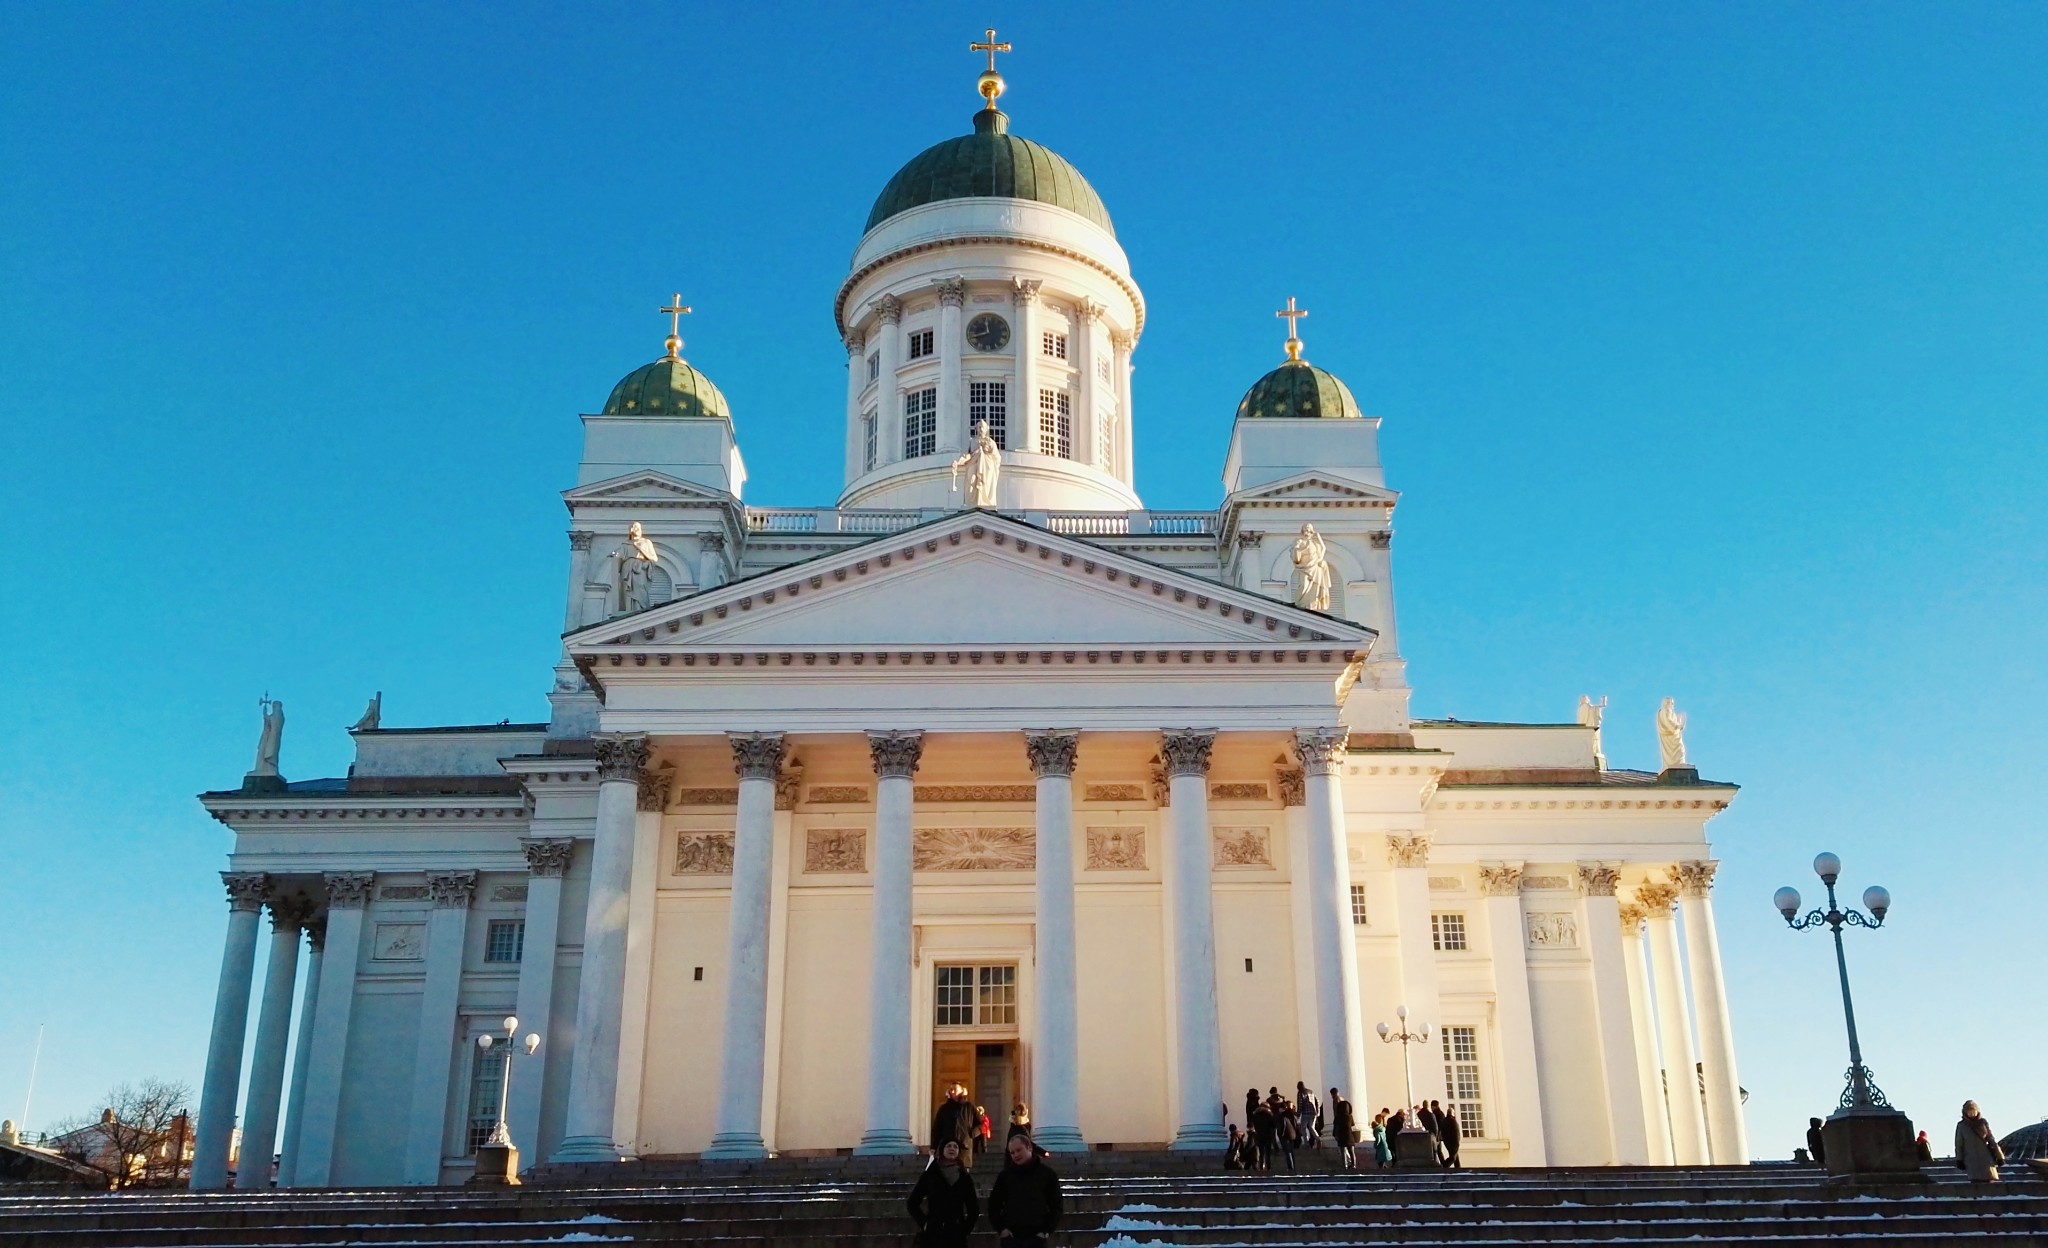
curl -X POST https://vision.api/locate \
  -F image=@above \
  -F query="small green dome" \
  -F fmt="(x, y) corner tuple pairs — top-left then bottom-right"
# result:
(603, 355), (730, 419)
(866, 109), (1114, 237)
(1235, 359), (1364, 421)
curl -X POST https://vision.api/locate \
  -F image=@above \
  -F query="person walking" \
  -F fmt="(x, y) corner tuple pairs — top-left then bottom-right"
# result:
(1244, 1089), (1261, 1134)
(1274, 1100), (1300, 1173)
(1440, 1105), (1463, 1170)
(1915, 1130), (1934, 1164)
(1296, 1082), (1321, 1148)
(932, 1085), (978, 1167)
(1372, 1110), (1393, 1169)
(973, 1105), (992, 1159)
(1421, 1100), (1446, 1166)
(1956, 1101), (2005, 1183)
(1249, 1097), (1277, 1173)
(907, 1139), (980, 1248)
(1329, 1090), (1357, 1171)
(1804, 1117), (1827, 1167)
(988, 1132), (1063, 1248)
(1224, 1124), (1250, 1172)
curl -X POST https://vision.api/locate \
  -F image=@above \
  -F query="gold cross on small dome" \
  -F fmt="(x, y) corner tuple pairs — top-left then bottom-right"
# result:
(1276, 296), (1308, 361)
(970, 28), (1012, 108)
(659, 293), (692, 360)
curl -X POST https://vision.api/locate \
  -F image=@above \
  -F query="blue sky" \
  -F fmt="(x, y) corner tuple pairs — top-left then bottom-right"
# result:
(2, 2), (2043, 1155)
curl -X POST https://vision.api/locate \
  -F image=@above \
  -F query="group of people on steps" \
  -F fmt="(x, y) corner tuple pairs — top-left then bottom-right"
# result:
(909, 1085), (1061, 1248)
(1223, 1082), (1463, 1172)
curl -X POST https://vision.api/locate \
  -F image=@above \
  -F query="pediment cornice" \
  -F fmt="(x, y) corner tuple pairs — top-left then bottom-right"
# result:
(563, 471), (740, 511)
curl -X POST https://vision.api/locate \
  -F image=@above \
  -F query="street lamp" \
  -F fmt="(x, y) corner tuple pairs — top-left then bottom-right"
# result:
(1376, 1005), (1435, 1167)
(1775, 851), (1919, 1177)
(471, 1015), (541, 1185)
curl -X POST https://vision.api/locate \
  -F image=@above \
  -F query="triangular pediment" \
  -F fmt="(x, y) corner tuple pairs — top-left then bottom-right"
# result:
(568, 511), (1372, 653)
(563, 471), (736, 506)
(1228, 471), (1398, 505)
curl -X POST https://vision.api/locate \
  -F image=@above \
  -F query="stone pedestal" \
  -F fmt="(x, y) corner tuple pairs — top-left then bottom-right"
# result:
(467, 1141), (520, 1186)
(240, 773), (287, 794)
(1392, 1128), (1438, 1168)
(1655, 766), (1700, 785)
(1822, 1108), (1924, 1179)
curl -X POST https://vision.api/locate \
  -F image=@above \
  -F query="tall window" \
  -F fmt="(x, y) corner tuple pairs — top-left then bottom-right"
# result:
(484, 920), (525, 964)
(907, 328), (935, 359)
(862, 408), (878, 472)
(1431, 912), (1467, 952)
(1350, 884), (1369, 926)
(867, 353), (880, 382)
(1037, 389), (1071, 459)
(1097, 411), (1117, 472)
(1442, 1026), (1486, 1137)
(1097, 355), (1113, 383)
(935, 964), (1017, 1027)
(1042, 330), (1068, 360)
(464, 1047), (508, 1154)
(968, 380), (1007, 448)
(904, 388), (937, 457)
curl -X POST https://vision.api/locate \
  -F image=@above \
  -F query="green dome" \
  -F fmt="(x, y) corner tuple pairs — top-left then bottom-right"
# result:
(1235, 359), (1364, 421)
(866, 109), (1114, 237)
(602, 355), (731, 419)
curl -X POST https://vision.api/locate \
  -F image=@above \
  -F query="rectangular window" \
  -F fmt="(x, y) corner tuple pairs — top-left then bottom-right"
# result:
(464, 1047), (508, 1154)
(977, 965), (1017, 1025)
(862, 409), (878, 472)
(907, 328), (935, 360)
(484, 920), (524, 964)
(904, 387), (937, 457)
(1350, 884), (1369, 926)
(935, 966), (976, 1027)
(936, 964), (1017, 1027)
(1431, 911), (1467, 952)
(1037, 389), (1071, 458)
(1443, 1026), (1486, 1137)
(1097, 355), (1113, 383)
(970, 380), (1007, 448)
(1042, 330), (1067, 360)
(867, 352), (880, 382)
(1096, 411), (1117, 472)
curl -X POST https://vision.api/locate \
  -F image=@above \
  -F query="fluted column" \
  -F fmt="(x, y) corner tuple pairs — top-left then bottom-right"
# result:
(855, 731), (922, 1155)
(1367, 529), (1401, 656)
(1162, 730), (1226, 1150)
(1111, 329), (1135, 476)
(1025, 730), (1086, 1151)
(295, 871), (374, 1187)
(874, 296), (904, 461)
(1640, 879), (1708, 1164)
(235, 896), (310, 1188)
(509, 839), (572, 1162)
(1479, 864), (1547, 1165)
(1676, 861), (1748, 1164)
(276, 918), (325, 1187)
(192, 872), (269, 1190)
(1012, 280), (1042, 451)
(564, 533), (594, 630)
(403, 871), (477, 1183)
(844, 330), (868, 479)
(1295, 730), (1367, 1104)
(1579, 866), (1651, 1164)
(704, 732), (785, 1159)
(550, 734), (646, 1163)
(1074, 301), (1102, 469)
(1620, 904), (1674, 1164)
(936, 278), (966, 450)
(1386, 833), (1446, 1106)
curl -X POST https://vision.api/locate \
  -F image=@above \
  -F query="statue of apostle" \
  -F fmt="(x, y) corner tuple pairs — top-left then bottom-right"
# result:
(950, 419), (1002, 509)
(1291, 523), (1332, 612)
(1656, 697), (1688, 769)
(1577, 695), (1607, 771)
(608, 522), (661, 615)
(251, 697), (285, 777)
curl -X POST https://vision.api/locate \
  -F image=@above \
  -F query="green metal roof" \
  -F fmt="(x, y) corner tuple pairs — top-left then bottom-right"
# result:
(866, 109), (1114, 237)
(602, 356), (731, 420)
(1235, 359), (1364, 421)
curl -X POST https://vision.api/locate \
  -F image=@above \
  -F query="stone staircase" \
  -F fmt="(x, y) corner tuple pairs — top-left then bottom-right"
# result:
(1, 1158), (2044, 1247)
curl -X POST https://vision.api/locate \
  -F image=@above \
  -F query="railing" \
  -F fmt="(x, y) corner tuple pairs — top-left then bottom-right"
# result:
(744, 507), (1218, 538)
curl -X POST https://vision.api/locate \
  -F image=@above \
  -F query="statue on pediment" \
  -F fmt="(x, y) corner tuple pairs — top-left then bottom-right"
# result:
(1291, 523), (1331, 612)
(351, 691), (382, 732)
(251, 697), (285, 776)
(1577, 695), (1607, 770)
(1656, 697), (1688, 769)
(608, 522), (661, 615)
(951, 419), (1002, 509)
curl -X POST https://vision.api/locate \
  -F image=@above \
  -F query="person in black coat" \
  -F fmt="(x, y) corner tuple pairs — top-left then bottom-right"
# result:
(1439, 1106), (1463, 1169)
(931, 1085), (978, 1167)
(1249, 1099), (1277, 1172)
(1329, 1089), (1357, 1170)
(907, 1139), (979, 1248)
(988, 1133), (1062, 1248)
(1805, 1118), (1827, 1166)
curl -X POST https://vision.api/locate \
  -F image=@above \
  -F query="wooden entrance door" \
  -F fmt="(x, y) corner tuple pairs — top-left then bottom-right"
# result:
(932, 1041), (977, 1122)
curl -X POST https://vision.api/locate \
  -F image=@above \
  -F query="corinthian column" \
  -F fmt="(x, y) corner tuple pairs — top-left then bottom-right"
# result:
(192, 872), (269, 1190)
(549, 734), (646, 1164)
(235, 894), (310, 1189)
(403, 870), (477, 1183)
(1676, 861), (1748, 1163)
(874, 295), (904, 459)
(1619, 903), (1674, 1164)
(508, 839), (572, 1161)
(1478, 863), (1546, 1165)
(1294, 729), (1367, 1104)
(565, 533), (595, 630)
(1639, 878), (1708, 1164)
(1013, 280), (1042, 451)
(296, 872), (373, 1186)
(1026, 730), (1086, 1152)
(936, 277), (967, 450)
(1386, 833), (1445, 1105)
(1161, 729), (1226, 1150)
(276, 918), (325, 1187)
(855, 731), (922, 1155)
(704, 732), (785, 1159)
(1579, 865), (1651, 1164)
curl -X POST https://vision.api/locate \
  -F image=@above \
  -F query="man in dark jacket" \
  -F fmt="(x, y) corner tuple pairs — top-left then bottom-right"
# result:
(931, 1085), (978, 1167)
(907, 1139), (979, 1248)
(988, 1133), (1062, 1248)
(1805, 1118), (1827, 1166)
(1439, 1105), (1463, 1169)
(1329, 1089), (1357, 1170)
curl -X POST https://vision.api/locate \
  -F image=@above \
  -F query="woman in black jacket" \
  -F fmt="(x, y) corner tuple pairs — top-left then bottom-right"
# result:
(907, 1139), (980, 1248)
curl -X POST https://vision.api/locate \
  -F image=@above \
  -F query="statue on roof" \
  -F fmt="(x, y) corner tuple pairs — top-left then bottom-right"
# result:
(251, 697), (285, 777)
(1656, 697), (1688, 770)
(1291, 523), (1331, 612)
(951, 419), (1002, 509)
(1578, 696), (1607, 771)
(351, 692), (382, 733)
(608, 522), (662, 615)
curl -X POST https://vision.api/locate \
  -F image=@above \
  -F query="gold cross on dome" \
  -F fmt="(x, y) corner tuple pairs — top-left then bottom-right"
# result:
(1276, 296), (1308, 361)
(659, 293), (691, 359)
(971, 28), (1012, 73)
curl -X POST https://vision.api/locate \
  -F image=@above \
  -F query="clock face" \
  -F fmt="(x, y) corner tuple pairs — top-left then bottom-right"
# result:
(966, 312), (1011, 353)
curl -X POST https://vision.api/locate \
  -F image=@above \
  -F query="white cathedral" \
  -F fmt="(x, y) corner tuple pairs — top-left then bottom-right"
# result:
(190, 50), (1751, 1189)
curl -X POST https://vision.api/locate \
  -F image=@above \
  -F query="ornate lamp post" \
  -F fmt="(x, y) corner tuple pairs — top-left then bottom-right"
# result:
(1376, 1006), (1437, 1168)
(1774, 852), (1919, 1177)
(468, 1015), (542, 1187)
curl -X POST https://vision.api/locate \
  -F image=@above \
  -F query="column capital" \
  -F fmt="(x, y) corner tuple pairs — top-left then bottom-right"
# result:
(1011, 277), (1043, 307)
(775, 759), (805, 811)
(1234, 529), (1265, 550)
(323, 871), (376, 909)
(1386, 833), (1431, 869)
(1075, 298), (1105, 324)
(522, 837), (574, 878)
(223, 872), (270, 913)
(1617, 903), (1647, 933)
(1293, 728), (1347, 776)
(872, 294), (903, 324)
(637, 762), (675, 812)
(729, 732), (787, 781)
(267, 894), (314, 932)
(1479, 863), (1524, 896)
(304, 915), (328, 951)
(934, 276), (967, 307)
(428, 870), (478, 909)
(1577, 863), (1622, 897)
(1370, 529), (1394, 550)
(868, 730), (924, 779)
(1275, 767), (1305, 807)
(1635, 880), (1680, 914)
(698, 530), (727, 553)
(593, 733), (650, 783)
(1159, 730), (1216, 777)
(1674, 860), (1718, 898)
(1024, 730), (1080, 779)
(568, 531), (595, 552)
(844, 330), (866, 356)
(1109, 329), (1134, 352)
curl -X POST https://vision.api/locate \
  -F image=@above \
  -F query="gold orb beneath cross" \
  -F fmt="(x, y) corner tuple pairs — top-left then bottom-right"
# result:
(978, 70), (1005, 106)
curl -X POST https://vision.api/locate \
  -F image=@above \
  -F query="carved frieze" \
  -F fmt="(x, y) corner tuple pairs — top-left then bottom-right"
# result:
(805, 828), (867, 873)
(913, 827), (1034, 871)
(675, 832), (736, 875)
(372, 922), (425, 961)
(1212, 826), (1273, 869)
(1084, 783), (1146, 803)
(1429, 875), (1463, 891)
(1522, 875), (1574, 893)
(915, 784), (1034, 803)
(1210, 783), (1270, 801)
(674, 787), (740, 806)
(491, 884), (529, 903)
(1086, 826), (1147, 871)
(808, 785), (870, 804)
(1526, 912), (1580, 948)
(378, 885), (428, 901)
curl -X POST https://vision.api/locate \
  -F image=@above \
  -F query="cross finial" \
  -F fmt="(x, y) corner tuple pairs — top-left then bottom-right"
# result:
(659, 293), (691, 360)
(970, 28), (1012, 109)
(1276, 296), (1308, 362)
